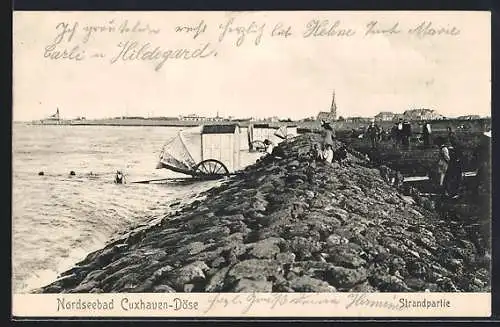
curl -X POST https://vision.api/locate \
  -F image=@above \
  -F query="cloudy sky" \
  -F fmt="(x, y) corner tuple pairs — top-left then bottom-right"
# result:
(13, 11), (490, 121)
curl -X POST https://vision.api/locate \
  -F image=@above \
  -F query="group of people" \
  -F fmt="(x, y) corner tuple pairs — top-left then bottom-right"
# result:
(436, 128), (491, 198)
(364, 120), (435, 150)
(264, 119), (489, 201)
(309, 121), (348, 165)
(389, 120), (413, 149)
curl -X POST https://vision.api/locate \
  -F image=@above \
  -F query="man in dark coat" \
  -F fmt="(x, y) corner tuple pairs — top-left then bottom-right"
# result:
(401, 121), (412, 148)
(443, 140), (463, 198)
(367, 122), (380, 149)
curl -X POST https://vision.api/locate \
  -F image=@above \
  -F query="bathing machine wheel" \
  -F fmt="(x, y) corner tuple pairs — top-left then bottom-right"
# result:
(193, 159), (230, 178)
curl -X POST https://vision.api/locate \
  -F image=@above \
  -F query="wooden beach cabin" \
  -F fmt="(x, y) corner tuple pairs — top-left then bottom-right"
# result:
(252, 123), (283, 145)
(156, 123), (242, 176)
(251, 123), (297, 146)
(201, 124), (241, 173)
(239, 125), (254, 151)
(286, 125), (298, 138)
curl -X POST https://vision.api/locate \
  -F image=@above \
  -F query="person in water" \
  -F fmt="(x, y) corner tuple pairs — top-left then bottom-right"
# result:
(115, 170), (126, 184)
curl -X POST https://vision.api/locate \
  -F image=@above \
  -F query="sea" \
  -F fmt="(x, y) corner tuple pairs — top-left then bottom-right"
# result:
(12, 124), (263, 293)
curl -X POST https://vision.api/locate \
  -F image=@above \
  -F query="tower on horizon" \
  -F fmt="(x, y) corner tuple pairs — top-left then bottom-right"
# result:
(330, 90), (337, 118)
(316, 89), (337, 122)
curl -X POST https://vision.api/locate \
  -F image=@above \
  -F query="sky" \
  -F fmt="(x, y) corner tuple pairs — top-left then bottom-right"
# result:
(13, 11), (491, 121)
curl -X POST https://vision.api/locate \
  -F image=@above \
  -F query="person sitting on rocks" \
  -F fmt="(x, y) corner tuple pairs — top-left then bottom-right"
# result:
(271, 145), (285, 160)
(332, 144), (348, 165)
(309, 143), (323, 161)
(263, 139), (275, 155)
(322, 144), (334, 163)
(260, 139), (284, 161)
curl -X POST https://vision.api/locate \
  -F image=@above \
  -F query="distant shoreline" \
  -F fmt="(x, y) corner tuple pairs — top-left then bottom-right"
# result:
(19, 117), (491, 134)
(24, 119), (291, 128)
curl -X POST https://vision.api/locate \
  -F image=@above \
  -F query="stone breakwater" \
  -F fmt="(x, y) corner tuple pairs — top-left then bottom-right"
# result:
(38, 135), (490, 293)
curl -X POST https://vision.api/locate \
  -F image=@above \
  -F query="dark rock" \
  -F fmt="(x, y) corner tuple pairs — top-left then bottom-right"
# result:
(226, 259), (283, 284)
(152, 284), (176, 292)
(326, 245), (366, 268)
(349, 281), (377, 292)
(276, 252), (296, 264)
(168, 261), (209, 290)
(405, 277), (426, 291)
(288, 276), (337, 292)
(289, 237), (321, 260)
(205, 266), (231, 292)
(248, 237), (283, 259)
(369, 274), (411, 292)
(291, 261), (333, 280)
(231, 278), (273, 292)
(210, 256), (226, 268)
(326, 266), (367, 289)
(68, 280), (100, 293)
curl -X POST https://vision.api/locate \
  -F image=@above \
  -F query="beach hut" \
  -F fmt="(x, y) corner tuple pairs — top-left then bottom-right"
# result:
(157, 124), (241, 176)
(252, 124), (281, 144)
(201, 124), (241, 173)
(286, 125), (298, 138)
(239, 125), (254, 151)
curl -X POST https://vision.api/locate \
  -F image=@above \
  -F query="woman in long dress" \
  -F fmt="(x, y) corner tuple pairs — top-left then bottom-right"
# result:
(321, 121), (335, 163)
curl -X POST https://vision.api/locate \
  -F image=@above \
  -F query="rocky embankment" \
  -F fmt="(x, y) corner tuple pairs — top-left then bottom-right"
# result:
(39, 135), (490, 293)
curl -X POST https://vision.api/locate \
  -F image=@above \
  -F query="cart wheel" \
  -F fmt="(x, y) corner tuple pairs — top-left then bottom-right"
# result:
(251, 140), (266, 152)
(194, 159), (230, 177)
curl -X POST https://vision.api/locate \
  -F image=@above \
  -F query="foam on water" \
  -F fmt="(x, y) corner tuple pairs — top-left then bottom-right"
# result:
(12, 124), (263, 293)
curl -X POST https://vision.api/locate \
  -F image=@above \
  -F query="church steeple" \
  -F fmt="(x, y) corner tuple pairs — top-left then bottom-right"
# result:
(330, 90), (337, 119)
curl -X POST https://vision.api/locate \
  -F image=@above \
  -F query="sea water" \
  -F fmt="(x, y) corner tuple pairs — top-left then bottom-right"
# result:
(12, 124), (262, 293)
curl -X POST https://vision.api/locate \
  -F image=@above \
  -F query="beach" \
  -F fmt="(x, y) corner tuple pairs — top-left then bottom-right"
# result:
(12, 124), (261, 293)
(36, 133), (490, 293)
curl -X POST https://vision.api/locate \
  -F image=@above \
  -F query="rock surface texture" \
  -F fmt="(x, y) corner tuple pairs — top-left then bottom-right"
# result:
(38, 135), (490, 293)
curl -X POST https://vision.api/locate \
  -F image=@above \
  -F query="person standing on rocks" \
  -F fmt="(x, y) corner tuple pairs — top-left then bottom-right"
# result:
(447, 126), (457, 145)
(435, 137), (450, 192)
(367, 122), (380, 149)
(321, 121), (335, 145)
(402, 120), (412, 149)
(422, 121), (432, 148)
(474, 130), (491, 196)
(391, 123), (400, 149)
(320, 121), (335, 163)
(444, 140), (464, 198)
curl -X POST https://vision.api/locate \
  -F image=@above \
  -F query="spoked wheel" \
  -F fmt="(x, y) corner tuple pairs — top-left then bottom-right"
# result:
(193, 159), (230, 179)
(251, 140), (266, 152)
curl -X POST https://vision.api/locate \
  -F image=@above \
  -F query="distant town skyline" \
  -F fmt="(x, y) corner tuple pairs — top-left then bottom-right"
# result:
(13, 11), (490, 122)
(24, 106), (490, 123)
